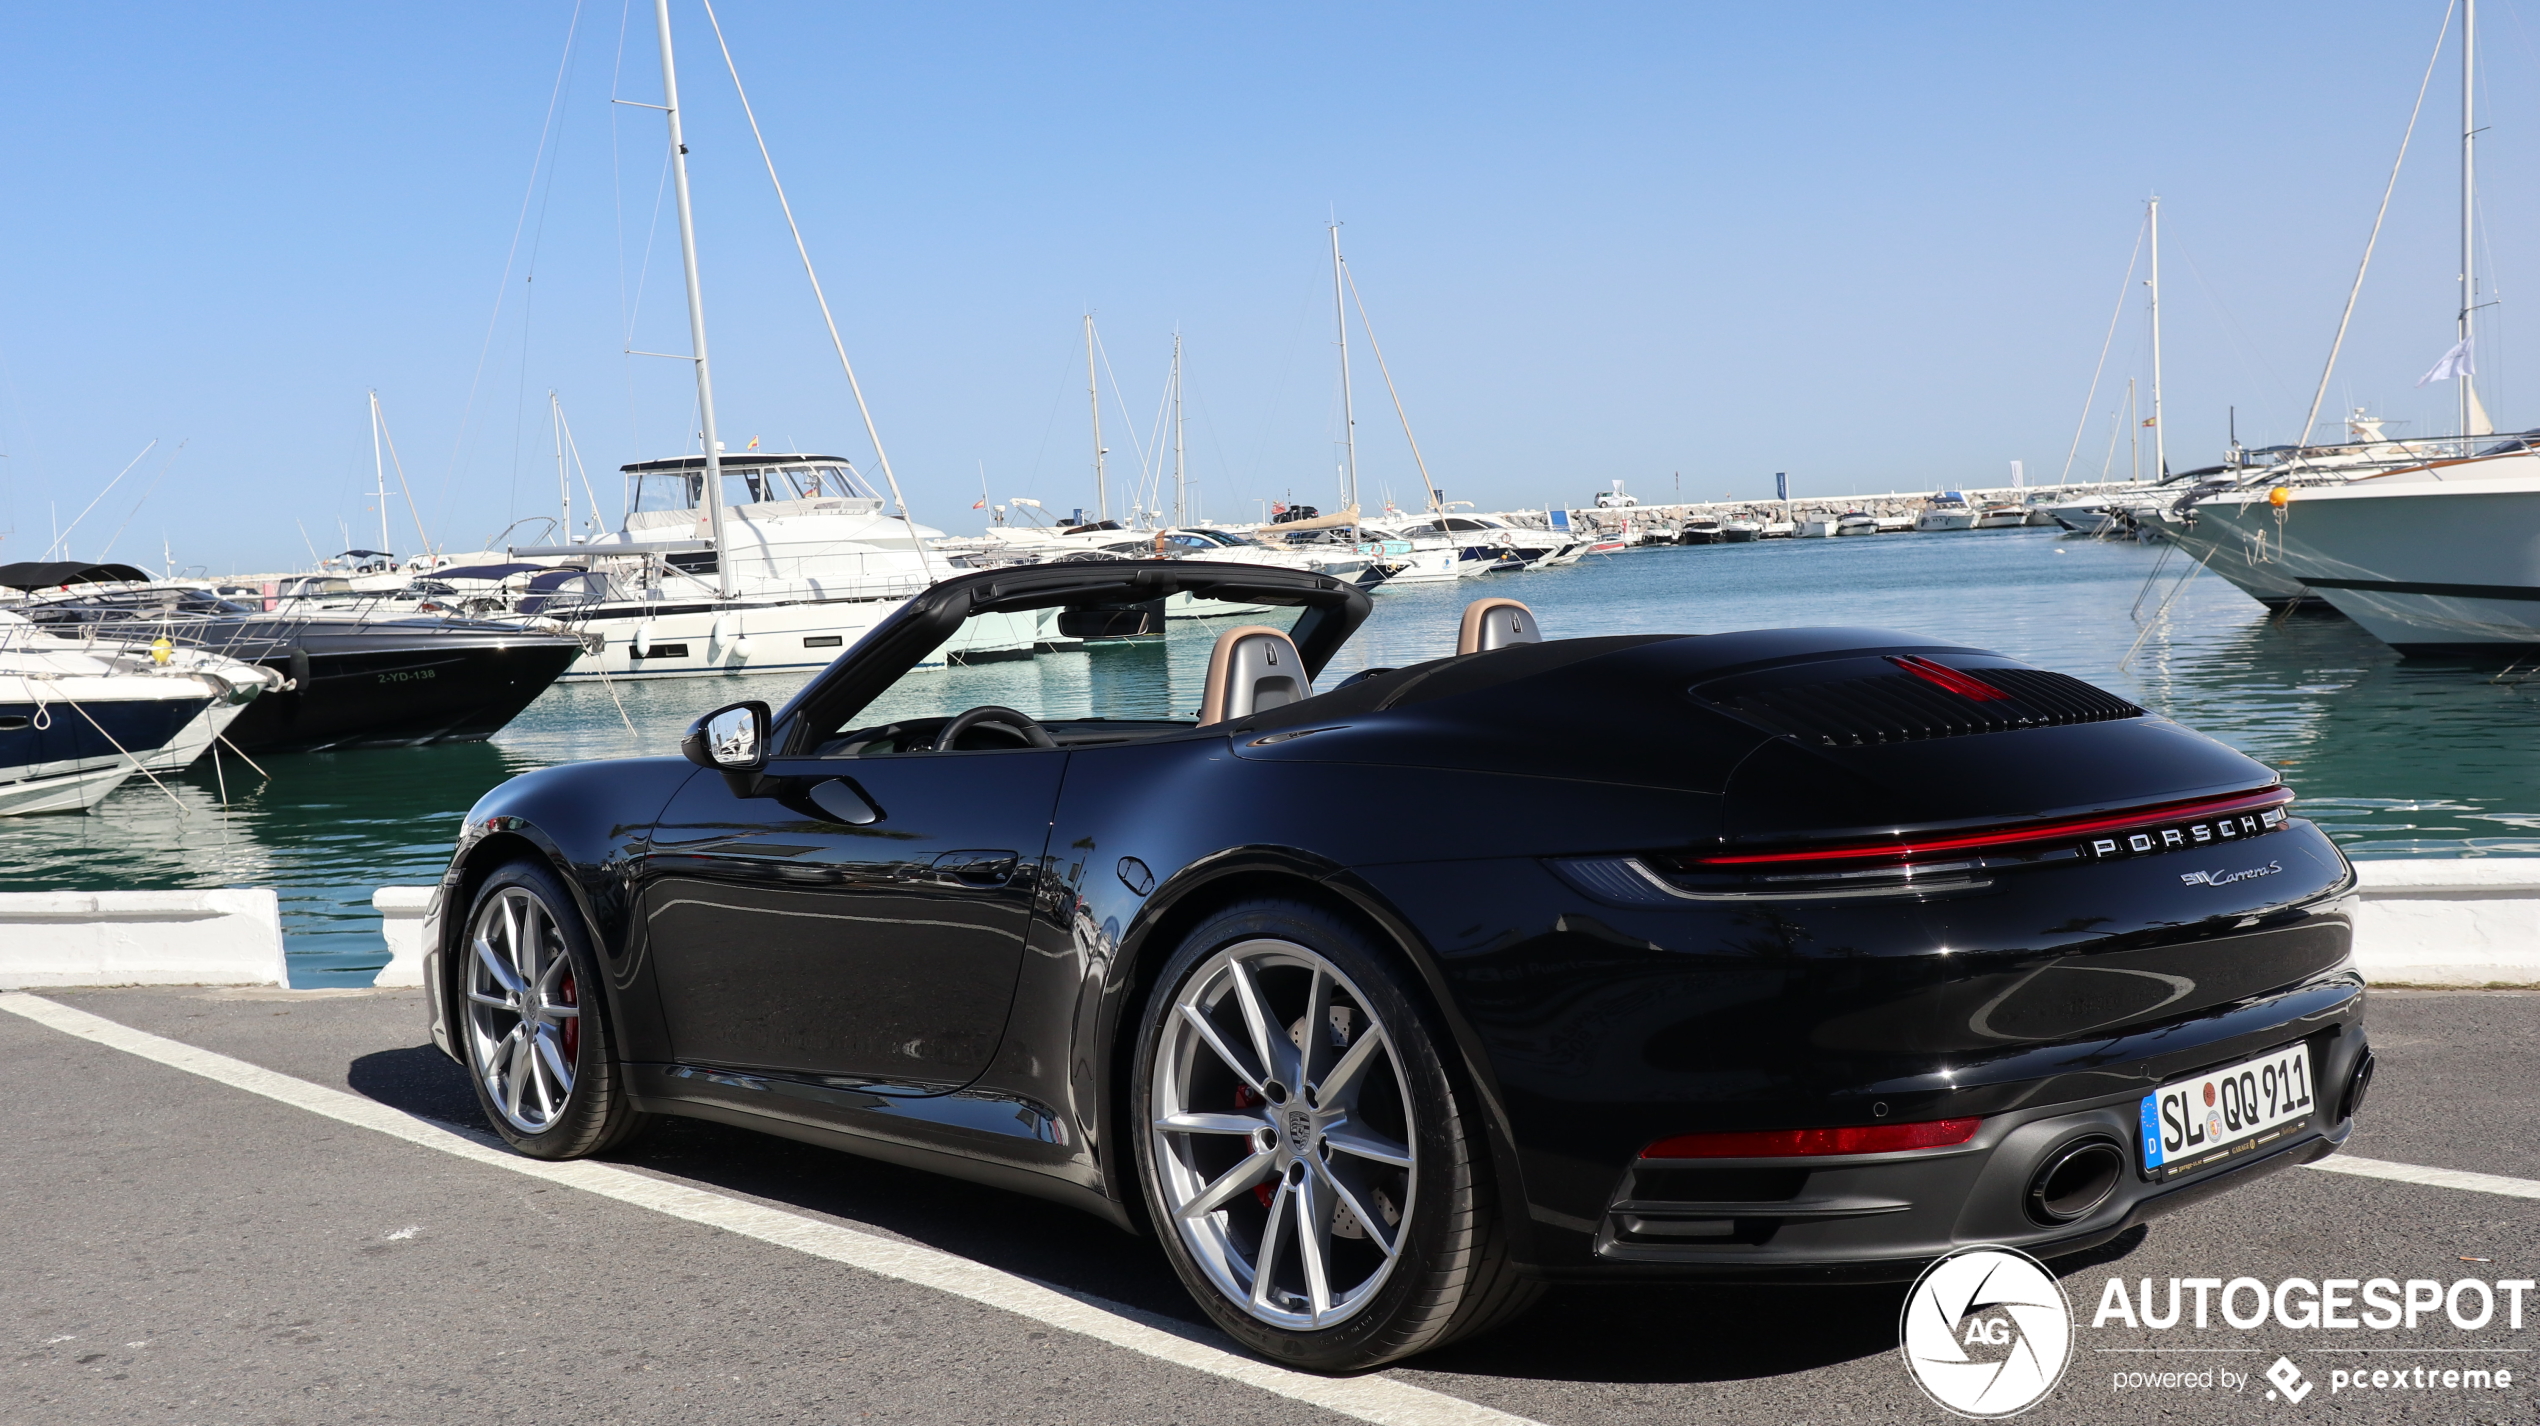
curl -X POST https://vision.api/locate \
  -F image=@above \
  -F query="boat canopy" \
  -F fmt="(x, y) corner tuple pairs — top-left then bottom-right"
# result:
(0, 561), (154, 591)
(620, 453), (878, 513)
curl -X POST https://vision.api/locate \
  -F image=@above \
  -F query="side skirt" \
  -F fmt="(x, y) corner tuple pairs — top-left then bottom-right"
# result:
(626, 1064), (1136, 1232)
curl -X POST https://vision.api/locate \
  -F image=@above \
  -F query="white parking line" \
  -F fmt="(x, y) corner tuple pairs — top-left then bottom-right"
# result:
(0, 992), (1536, 1426)
(2310, 1153), (2540, 1201)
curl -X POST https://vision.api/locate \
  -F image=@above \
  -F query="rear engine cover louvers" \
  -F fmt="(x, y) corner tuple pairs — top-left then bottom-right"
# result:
(1698, 655), (2143, 748)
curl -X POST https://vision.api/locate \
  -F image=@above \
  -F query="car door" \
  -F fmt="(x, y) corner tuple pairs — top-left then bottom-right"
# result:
(639, 746), (1066, 1093)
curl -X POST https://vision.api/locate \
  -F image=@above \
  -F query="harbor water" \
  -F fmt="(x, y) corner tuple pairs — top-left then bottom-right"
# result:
(5, 526), (2536, 985)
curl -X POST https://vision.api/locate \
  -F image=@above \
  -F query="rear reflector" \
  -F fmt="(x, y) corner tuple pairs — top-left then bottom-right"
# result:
(1642, 1117), (1982, 1159)
(1682, 786), (2293, 868)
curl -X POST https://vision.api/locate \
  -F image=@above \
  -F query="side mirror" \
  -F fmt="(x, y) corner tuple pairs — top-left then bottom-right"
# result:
(682, 700), (771, 772)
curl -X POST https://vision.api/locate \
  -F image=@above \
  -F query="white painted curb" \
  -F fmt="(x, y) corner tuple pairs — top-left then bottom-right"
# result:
(0, 890), (286, 989)
(372, 885), (435, 988)
(2349, 859), (2540, 987)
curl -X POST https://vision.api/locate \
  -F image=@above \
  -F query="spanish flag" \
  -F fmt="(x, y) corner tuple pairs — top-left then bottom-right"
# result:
(746, 436), (760, 450)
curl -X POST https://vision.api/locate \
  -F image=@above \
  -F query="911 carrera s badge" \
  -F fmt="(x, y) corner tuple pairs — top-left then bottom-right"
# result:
(2078, 806), (2286, 861)
(2179, 861), (2283, 888)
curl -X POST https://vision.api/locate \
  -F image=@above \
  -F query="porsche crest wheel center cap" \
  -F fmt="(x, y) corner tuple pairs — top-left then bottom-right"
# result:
(1284, 1109), (1315, 1154)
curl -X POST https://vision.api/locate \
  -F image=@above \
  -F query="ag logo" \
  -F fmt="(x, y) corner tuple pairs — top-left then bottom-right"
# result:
(1900, 1246), (2073, 1417)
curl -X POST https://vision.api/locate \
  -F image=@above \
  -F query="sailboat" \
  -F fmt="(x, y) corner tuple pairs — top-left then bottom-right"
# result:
(507, 0), (1041, 679)
(1307, 225), (1499, 586)
(2165, 0), (2540, 647)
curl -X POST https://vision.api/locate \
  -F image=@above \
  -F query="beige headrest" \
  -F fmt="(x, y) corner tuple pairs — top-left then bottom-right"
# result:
(1457, 598), (1542, 656)
(1198, 625), (1307, 726)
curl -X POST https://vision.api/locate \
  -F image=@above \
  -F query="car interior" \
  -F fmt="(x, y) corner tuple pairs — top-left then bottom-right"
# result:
(813, 595), (1547, 758)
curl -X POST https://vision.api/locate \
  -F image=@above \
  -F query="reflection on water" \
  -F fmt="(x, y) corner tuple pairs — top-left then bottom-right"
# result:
(2, 528), (2533, 985)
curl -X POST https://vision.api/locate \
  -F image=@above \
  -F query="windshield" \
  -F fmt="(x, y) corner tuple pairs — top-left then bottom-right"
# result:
(817, 598), (1316, 751)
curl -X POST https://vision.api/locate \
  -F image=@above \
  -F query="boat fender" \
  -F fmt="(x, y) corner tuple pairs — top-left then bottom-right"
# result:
(288, 648), (311, 691)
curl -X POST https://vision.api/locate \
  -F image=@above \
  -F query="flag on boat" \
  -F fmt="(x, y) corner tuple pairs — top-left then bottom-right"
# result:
(746, 435), (761, 450)
(2418, 338), (2475, 386)
(971, 498), (986, 509)
(1271, 502), (1288, 514)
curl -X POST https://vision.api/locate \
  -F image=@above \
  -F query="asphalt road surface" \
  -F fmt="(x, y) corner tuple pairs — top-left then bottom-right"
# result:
(2, 985), (2531, 1426)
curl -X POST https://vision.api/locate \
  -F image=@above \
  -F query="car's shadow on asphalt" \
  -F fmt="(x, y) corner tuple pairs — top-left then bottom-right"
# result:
(345, 1042), (2145, 1386)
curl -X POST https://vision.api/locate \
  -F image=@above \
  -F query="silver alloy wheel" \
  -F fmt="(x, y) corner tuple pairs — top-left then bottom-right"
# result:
(463, 885), (582, 1134)
(1149, 938), (1418, 1331)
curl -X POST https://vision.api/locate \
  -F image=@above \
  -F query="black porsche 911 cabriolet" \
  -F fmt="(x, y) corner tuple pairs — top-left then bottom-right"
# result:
(420, 560), (2371, 1370)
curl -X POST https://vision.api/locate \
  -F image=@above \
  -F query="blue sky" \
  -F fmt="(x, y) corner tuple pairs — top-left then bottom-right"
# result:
(0, 2), (2527, 571)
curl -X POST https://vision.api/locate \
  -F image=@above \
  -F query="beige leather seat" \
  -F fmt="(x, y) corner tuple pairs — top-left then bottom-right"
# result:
(1198, 625), (1307, 725)
(1457, 597), (1542, 655)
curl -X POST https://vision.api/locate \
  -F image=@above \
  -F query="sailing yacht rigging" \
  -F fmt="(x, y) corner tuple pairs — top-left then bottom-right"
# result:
(507, 0), (1038, 679)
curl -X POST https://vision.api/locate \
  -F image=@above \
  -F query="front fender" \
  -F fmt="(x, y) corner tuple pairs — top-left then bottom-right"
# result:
(424, 756), (699, 1067)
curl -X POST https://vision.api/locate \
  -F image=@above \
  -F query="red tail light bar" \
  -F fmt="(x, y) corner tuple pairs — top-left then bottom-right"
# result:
(1643, 1117), (1982, 1159)
(1682, 786), (2294, 868)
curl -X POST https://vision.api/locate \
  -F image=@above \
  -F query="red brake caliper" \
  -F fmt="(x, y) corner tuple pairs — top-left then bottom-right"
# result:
(558, 970), (580, 1063)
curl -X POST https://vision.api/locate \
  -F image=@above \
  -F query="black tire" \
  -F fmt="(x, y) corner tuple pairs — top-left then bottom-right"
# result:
(453, 859), (650, 1159)
(1130, 897), (1541, 1370)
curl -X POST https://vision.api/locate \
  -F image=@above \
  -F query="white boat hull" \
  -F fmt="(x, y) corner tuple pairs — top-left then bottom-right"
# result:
(2193, 463), (2540, 650)
(556, 597), (1046, 680)
(0, 761), (135, 815)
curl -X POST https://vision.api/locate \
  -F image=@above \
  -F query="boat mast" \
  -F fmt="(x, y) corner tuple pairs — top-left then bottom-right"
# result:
(1171, 331), (1186, 527)
(368, 390), (391, 557)
(2461, 0), (2480, 440)
(550, 392), (572, 543)
(1330, 223), (1359, 519)
(1085, 314), (1108, 523)
(654, 0), (735, 599)
(2147, 195), (2165, 483)
(2128, 377), (2139, 482)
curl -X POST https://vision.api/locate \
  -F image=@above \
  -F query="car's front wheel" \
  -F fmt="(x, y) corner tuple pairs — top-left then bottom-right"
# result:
(1131, 899), (1540, 1370)
(457, 859), (648, 1159)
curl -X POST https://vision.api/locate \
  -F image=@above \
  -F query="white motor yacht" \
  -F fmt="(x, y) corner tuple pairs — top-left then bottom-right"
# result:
(1834, 512), (1879, 536)
(512, 453), (1045, 679)
(1914, 494), (1977, 532)
(1973, 503), (2029, 529)
(0, 609), (258, 813)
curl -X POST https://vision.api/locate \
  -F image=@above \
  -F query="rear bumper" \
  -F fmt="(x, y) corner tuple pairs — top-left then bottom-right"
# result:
(1524, 1018), (2368, 1284)
(1560, 1086), (2350, 1285)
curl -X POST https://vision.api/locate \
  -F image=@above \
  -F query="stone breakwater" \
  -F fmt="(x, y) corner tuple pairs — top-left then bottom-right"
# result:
(1563, 481), (2143, 530)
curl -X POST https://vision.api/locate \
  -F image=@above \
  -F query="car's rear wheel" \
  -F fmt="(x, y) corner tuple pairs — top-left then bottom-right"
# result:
(457, 859), (649, 1159)
(1132, 899), (1541, 1370)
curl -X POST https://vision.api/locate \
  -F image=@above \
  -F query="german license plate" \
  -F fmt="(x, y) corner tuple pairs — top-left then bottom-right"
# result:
(2139, 1044), (2316, 1182)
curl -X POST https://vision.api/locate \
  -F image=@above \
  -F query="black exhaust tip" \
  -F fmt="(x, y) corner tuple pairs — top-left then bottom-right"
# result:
(2340, 1048), (2377, 1123)
(2026, 1137), (2125, 1225)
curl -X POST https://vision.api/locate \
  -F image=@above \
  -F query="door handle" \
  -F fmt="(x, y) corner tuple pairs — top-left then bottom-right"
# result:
(929, 850), (1019, 887)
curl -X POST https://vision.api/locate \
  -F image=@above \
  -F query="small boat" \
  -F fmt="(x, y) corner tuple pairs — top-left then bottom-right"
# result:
(0, 610), (236, 814)
(2041, 497), (2109, 532)
(1721, 520), (1763, 542)
(1678, 518), (1724, 545)
(1915, 493), (1978, 532)
(1791, 517), (1838, 537)
(1974, 503), (2030, 529)
(1834, 512), (1879, 536)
